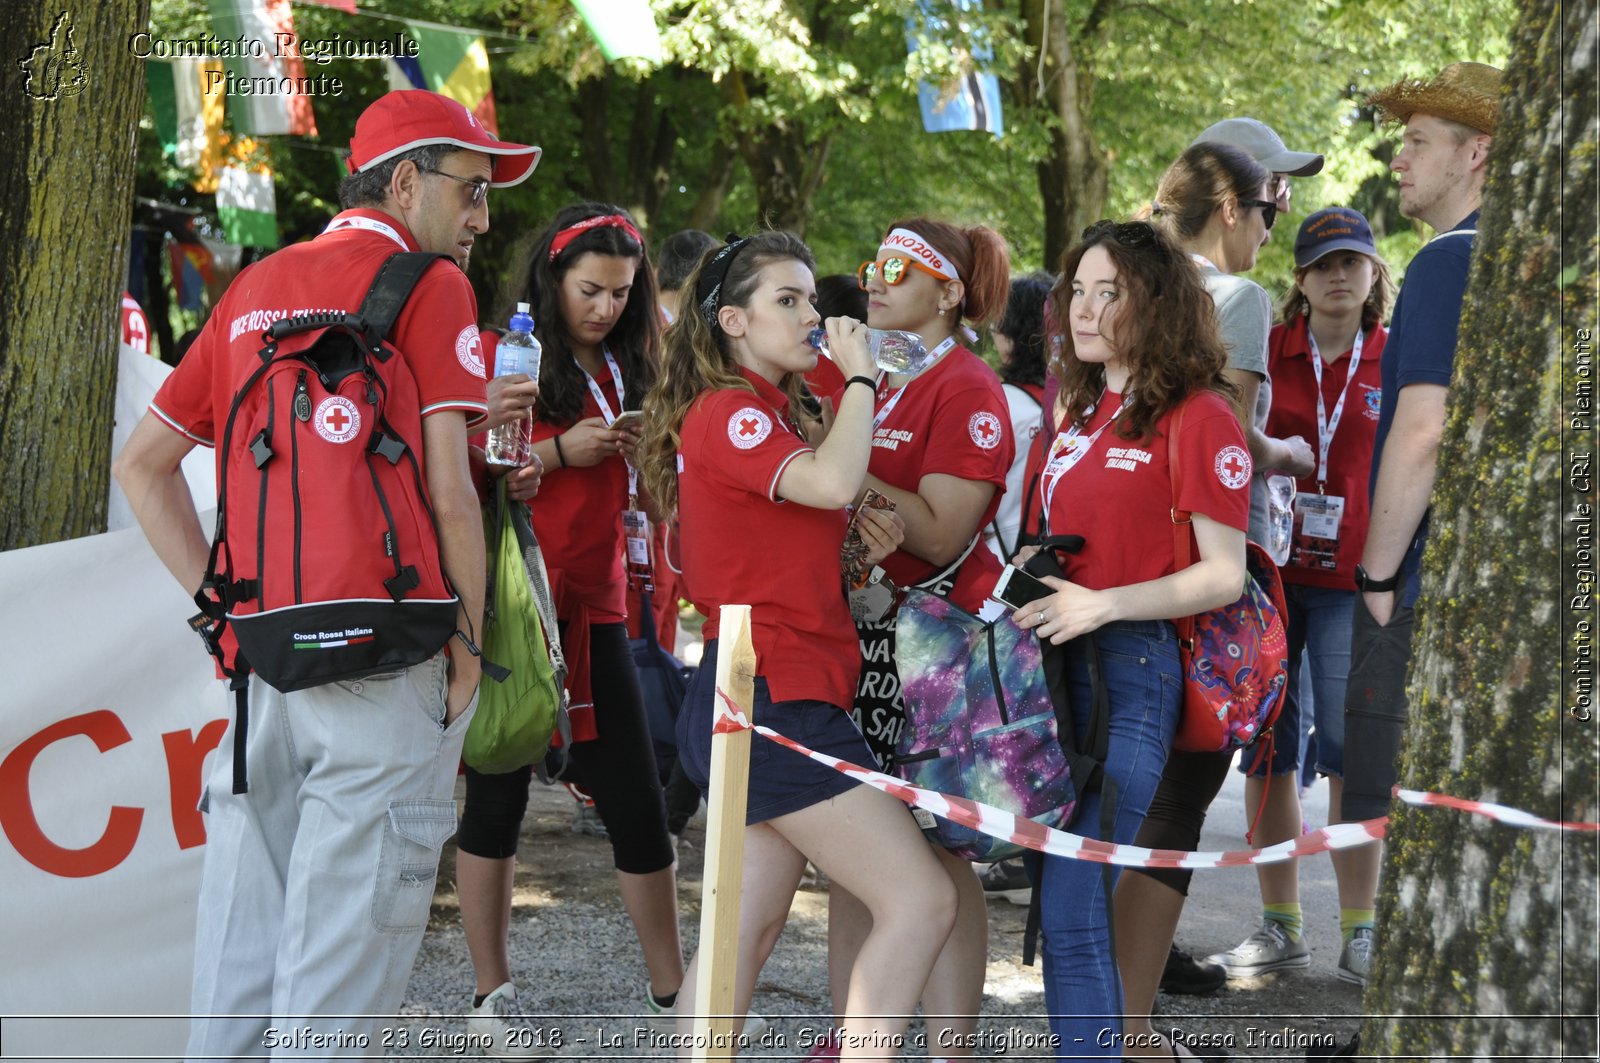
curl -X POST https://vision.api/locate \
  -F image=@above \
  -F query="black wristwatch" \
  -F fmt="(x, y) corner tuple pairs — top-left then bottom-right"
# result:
(1353, 564), (1400, 593)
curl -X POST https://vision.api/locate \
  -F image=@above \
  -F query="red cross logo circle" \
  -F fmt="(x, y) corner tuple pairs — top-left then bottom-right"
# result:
(727, 406), (772, 450)
(314, 395), (362, 444)
(968, 411), (1002, 450)
(1214, 444), (1252, 489)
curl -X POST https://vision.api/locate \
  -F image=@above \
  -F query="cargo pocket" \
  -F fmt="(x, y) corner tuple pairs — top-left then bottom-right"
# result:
(372, 799), (457, 932)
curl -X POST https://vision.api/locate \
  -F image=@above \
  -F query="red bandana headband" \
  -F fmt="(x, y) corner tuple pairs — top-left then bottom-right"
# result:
(549, 213), (642, 262)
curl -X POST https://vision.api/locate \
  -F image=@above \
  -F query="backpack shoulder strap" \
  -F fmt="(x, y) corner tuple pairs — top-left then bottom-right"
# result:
(358, 252), (453, 348)
(1167, 401), (1196, 645)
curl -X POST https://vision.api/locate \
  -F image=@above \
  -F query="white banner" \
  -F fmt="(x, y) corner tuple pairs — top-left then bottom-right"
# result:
(2, 347), (224, 1061)
(109, 343), (216, 530)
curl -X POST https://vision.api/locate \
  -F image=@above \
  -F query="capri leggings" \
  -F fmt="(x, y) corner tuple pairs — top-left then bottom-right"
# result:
(1124, 747), (1233, 895)
(456, 622), (674, 875)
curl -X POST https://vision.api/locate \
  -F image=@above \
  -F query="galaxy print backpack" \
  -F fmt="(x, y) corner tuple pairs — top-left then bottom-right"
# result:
(892, 536), (1103, 862)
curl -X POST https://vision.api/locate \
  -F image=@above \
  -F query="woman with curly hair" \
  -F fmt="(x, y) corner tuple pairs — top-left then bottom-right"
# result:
(637, 231), (956, 1058)
(1012, 220), (1251, 1056)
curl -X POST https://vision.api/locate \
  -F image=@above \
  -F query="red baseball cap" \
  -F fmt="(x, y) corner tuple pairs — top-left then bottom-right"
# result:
(347, 90), (540, 188)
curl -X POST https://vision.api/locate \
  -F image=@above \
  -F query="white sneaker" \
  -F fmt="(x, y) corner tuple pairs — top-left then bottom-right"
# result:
(467, 982), (554, 1058)
(643, 987), (768, 1040)
(1337, 927), (1374, 987)
(1206, 919), (1311, 977)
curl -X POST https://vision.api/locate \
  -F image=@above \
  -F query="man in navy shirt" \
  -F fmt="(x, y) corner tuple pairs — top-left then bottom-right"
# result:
(1339, 61), (1502, 986)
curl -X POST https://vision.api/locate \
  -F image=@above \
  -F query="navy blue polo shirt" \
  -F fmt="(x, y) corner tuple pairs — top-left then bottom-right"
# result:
(1370, 210), (1479, 606)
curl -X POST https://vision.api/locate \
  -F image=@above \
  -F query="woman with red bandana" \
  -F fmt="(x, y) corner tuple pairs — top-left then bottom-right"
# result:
(454, 203), (689, 1047)
(822, 218), (1013, 1058)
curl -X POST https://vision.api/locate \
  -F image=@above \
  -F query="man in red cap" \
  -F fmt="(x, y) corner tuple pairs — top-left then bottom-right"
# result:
(113, 90), (539, 1060)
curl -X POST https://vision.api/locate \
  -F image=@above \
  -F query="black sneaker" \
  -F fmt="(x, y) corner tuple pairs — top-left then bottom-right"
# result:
(1160, 943), (1227, 995)
(978, 858), (1032, 905)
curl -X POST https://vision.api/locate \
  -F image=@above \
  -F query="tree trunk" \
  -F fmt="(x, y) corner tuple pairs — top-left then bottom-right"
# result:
(1020, 0), (1109, 269)
(1362, 0), (1597, 1055)
(0, 1), (149, 550)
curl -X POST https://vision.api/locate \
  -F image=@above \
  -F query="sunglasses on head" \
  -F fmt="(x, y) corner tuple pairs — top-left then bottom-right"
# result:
(420, 166), (490, 209)
(1238, 198), (1278, 230)
(857, 255), (947, 289)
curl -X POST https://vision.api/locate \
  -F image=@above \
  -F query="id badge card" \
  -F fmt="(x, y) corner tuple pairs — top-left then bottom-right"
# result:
(1288, 493), (1346, 570)
(623, 507), (654, 591)
(848, 566), (899, 624)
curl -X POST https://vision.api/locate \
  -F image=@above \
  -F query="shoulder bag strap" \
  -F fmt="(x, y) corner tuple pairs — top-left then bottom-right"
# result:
(1168, 402), (1196, 648)
(357, 252), (454, 349)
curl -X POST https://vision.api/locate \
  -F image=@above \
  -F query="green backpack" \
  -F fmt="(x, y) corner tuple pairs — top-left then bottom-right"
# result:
(463, 477), (569, 774)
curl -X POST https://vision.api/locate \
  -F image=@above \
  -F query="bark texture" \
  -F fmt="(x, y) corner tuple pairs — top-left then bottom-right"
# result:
(1, 2), (150, 549)
(1020, 0), (1110, 269)
(1362, 0), (1597, 1055)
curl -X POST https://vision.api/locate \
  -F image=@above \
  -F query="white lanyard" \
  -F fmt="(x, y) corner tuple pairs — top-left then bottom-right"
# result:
(1306, 327), (1365, 487)
(582, 347), (636, 497)
(582, 347), (625, 425)
(1189, 252), (1219, 272)
(322, 215), (409, 251)
(871, 336), (958, 433)
(1040, 392), (1121, 514)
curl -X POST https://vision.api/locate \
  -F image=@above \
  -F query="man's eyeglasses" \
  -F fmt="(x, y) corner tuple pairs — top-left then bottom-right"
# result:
(1238, 198), (1278, 230)
(857, 255), (947, 289)
(420, 166), (490, 209)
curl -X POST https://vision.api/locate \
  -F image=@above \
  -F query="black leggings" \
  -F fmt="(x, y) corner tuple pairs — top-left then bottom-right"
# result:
(456, 623), (674, 875)
(1125, 747), (1233, 896)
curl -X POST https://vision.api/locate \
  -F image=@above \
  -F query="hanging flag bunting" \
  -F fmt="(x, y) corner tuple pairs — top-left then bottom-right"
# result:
(299, 0), (356, 11)
(205, 0), (318, 137)
(193, 59), (228, 193)
(569, 0), (662, 63)
(168, 239), (216, 312)
(908, 0), (1004, 137)
(385, 22), (498, 134)
(147, 60), (216, 168)
(217, 139), (279, 249)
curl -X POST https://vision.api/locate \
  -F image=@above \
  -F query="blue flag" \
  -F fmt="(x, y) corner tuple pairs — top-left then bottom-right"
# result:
(910, 0), (1004, 137)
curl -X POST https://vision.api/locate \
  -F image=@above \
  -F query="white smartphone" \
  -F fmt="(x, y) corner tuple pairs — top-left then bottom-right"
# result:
(609, 409), (645, 431)
(994, 564), (1053, 608)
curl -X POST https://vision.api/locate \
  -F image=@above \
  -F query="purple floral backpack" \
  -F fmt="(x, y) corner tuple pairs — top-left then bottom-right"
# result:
(893, 585), (1085, 862)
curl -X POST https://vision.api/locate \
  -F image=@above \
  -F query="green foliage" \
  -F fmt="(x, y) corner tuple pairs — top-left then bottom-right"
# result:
(135, 0), (1514, 317)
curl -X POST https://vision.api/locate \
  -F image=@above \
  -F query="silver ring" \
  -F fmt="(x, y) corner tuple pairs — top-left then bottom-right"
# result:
(1036, 612), (1046, 624)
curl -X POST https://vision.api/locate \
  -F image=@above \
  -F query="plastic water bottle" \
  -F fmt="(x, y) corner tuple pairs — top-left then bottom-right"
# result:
(808, 327), (932, 377)
(486, 303), (539, 466)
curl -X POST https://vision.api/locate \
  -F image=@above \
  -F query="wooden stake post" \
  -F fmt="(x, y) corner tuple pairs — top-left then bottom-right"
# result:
(691, 604), (756, 1062)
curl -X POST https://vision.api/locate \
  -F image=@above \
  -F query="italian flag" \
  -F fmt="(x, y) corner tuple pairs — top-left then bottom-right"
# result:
(217, 147), (278, 248)
(145, 58), (225, 170)
(570, 0), (662, 62)
(206, 0), (318, 137)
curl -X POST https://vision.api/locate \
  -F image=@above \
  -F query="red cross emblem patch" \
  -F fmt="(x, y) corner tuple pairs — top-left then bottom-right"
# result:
(727, 406), (772, 450)
(456, 325), (486, 379)
(968, 411), (1002, 450)
(1214, 444), (1252, 489)
(313, 396), (361, 444)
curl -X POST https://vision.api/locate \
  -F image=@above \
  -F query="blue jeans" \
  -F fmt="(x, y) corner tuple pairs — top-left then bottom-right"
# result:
(1243, 582), (1355, 779)
(1037, 621), (1180, 1056)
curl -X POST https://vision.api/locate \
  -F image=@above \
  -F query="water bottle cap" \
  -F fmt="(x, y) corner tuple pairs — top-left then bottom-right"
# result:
(516, 302), (530, 314)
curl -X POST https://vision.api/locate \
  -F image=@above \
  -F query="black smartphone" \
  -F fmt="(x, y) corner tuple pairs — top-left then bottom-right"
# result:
(994, 564), (1053, 608)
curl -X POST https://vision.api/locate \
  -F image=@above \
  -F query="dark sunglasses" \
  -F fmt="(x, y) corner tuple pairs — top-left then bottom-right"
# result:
(1081, 219), (1159, 247)
(1238, 198), (1278, 230)
(420, 166), (490, 209)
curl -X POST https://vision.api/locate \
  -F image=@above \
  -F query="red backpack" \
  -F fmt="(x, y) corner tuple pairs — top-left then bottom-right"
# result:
(192, 252), (461, 791)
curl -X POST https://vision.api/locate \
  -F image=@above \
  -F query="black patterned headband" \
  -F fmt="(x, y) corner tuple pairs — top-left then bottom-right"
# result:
(695, 234), (753, 329)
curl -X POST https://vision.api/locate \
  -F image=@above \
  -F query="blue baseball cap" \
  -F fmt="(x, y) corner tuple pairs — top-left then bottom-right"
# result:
(1294, 207), (1377, 268)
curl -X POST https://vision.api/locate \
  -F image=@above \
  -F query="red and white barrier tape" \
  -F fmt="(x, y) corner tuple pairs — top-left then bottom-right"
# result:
(713, 688), (1597, 869)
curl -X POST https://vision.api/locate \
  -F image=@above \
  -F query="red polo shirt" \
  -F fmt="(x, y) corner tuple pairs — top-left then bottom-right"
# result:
(677, 368), (859, 709)
(1040, 389), (1250, 591)
(518, 349), (631, 620)
(153, 208), (487, 451)
(1266, 315), (1388, 589)
(835, 346), (1013, 612)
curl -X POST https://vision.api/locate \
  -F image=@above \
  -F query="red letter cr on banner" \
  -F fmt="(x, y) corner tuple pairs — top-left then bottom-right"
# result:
(0, 711), (144, 877)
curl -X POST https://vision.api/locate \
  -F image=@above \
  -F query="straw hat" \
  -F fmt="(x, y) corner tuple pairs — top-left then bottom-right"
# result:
(1367, 62), (1503, 135)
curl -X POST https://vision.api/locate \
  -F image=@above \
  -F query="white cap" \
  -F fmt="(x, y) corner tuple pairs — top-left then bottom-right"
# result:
(516, 301), (531, 313)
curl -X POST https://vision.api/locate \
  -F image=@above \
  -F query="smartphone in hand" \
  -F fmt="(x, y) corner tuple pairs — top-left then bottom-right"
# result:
(994, 564), (1053, 608)
(609, 409), (645, 432)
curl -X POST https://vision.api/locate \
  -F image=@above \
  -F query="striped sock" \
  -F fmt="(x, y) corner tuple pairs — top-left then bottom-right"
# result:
(1264, 902), (1304, 942)
(1340, 907), (1376, 943)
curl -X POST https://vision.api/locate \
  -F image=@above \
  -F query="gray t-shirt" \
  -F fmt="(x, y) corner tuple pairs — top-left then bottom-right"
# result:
(1200, 265), (1273, 543)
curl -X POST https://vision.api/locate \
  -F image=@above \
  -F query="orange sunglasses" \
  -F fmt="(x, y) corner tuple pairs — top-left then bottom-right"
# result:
(856, 255), (948, 289)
